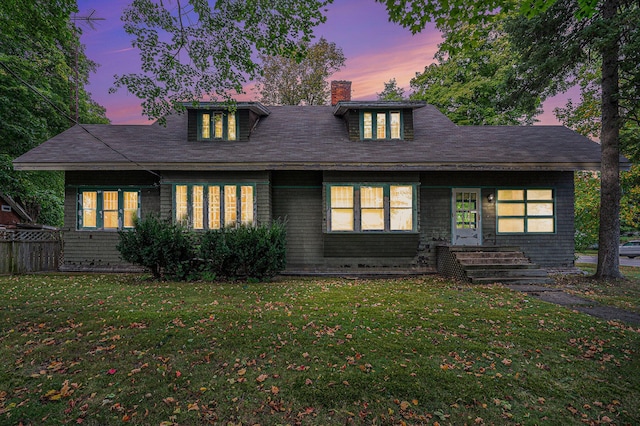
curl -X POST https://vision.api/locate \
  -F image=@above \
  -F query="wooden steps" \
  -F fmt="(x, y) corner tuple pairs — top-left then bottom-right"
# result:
(446, 246), (553, 285)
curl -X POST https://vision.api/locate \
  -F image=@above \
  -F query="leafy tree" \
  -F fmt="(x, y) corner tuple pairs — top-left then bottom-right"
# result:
(377, 78), (406, 101)
(378, 0), (639, 278)
(410, 20), (541, 125)
(0, 0), (108, 226)
(112, 0), (331, 120)
(555, 65), (640, 240)
(256, 37), (346, 105)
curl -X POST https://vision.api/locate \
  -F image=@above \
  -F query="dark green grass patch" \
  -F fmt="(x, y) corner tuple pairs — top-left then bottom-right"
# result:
(0, 274), (638, 425)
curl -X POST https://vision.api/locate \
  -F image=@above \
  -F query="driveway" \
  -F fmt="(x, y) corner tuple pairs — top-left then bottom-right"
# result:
(576, 254), (640, 267)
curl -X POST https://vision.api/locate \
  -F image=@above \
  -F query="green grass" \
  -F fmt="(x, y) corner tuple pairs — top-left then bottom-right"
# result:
(0, 274), (639, 425)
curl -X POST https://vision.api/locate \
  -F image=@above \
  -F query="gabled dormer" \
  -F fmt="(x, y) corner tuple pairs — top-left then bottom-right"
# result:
(186, 102), (270, 142)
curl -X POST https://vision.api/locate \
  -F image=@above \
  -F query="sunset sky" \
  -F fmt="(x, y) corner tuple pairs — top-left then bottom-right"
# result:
(78, 0), (567, 125)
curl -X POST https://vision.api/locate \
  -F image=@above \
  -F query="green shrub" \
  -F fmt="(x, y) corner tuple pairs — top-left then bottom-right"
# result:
(117, 215), (196, 280)
(199, 221), (287, 281)
(118, 217), (287, 281)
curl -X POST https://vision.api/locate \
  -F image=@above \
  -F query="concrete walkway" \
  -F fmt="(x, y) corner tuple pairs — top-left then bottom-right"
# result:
(507, 284), (640, 326)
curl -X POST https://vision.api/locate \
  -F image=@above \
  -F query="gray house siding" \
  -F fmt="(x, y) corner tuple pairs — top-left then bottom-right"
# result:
(271, 172), (324, 269)
(59, 169), (575, 273)
(62, 171), (160, 271)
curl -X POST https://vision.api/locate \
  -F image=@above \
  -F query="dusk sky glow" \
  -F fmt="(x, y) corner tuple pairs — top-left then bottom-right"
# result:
(78, 0), (568, 125)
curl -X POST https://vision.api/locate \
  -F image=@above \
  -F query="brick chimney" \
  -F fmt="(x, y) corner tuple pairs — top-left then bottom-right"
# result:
(331, 80), (352, 105)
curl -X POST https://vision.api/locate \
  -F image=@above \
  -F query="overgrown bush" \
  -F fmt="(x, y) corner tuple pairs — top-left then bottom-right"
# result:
(117, 216), (287, 281)
(117, 215), (196, 280)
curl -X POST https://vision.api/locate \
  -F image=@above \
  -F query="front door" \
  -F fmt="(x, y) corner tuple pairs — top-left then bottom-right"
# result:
(452, 188), (481, 246)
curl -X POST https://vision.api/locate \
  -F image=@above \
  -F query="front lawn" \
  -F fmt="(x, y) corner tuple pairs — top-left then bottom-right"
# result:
(0, 274), (638, 425)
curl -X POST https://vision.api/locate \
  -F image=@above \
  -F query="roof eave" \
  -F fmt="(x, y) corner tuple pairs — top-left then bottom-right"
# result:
(333, 101), (427, 116)
(182, 101), (270, 116)
(12, 161), (608, 172)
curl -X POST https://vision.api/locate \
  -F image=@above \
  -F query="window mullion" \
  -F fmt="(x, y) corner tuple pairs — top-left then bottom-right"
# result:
(236, 185), (241, 227)
(384, 185), (390, 232)
(97, 190), (104, 229)
(118, 190), (123, 229)
(354, 186), (361, 232)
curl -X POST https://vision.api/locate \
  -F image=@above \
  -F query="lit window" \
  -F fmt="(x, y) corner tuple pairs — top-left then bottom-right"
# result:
(361, 186), (384, 230)
(123, 192), (138, 228)
(376, 113), (386, 139)
(227, 113), (237, 141)
(328, 184), (416, 232)
(390, 185), (413, 230)
(214, 113), (223, 138)
(363, 113), (373, 139)
(241, 185), (254, 225)
(103, 191), (119, 229)
(208, 186), (221, 229)
(78, 189), (140, 230)
(330, 186), (354, 231)
(173, 184), (255, 229)
(390, 112), (401, 139)
(224, 185), (237, 225)
(361, 111), (402, 140)
(201, 113), (211, 138)
(82, 191), (97, 228)
(192, 186), (204, 229)
(497, 189), (554, 233)
(199, 111), (238, 141)
(175, 185), (188, 224)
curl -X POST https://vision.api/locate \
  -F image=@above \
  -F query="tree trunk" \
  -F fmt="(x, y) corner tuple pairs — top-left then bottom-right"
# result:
(595, 0), (623, 279)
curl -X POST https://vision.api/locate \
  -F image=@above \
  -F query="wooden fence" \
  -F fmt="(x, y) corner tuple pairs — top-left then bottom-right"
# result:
(0, 229), (62, 274)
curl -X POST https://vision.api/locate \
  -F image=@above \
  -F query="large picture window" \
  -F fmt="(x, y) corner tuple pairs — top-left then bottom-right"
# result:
(327, 184), (416, 232)
(198, 111), (237, 141)
(497, 189), (555, 233)
(361, 111), (402, 140)
(78, 189), (140, 230)
(174, 184), (254, 229)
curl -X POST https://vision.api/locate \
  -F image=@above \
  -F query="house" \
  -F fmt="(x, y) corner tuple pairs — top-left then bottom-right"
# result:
(0, 191), (32, 228)
(12, 81), (630, 276)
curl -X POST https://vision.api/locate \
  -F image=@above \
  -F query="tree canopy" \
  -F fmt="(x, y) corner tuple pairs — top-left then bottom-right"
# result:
(112, 0), (331, 120)
(0, 0), (108, 225)
(256, 37), (346, 106)
(377, 78), (406, 101)
(409, 20), (541, 125)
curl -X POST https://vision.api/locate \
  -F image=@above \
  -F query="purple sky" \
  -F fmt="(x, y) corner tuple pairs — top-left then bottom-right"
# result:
(78, 0), (568, 125)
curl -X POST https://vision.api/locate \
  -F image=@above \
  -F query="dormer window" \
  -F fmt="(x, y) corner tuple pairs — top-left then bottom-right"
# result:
(198, 111), (237, 141)
(362, 111), (402, 140)
(333, 101), (423, 141)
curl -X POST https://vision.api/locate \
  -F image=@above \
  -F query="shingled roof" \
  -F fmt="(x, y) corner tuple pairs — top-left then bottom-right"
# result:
(13, 103), (627, 172)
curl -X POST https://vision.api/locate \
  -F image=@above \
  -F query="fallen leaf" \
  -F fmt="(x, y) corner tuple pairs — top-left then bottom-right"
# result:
(256, 374), (268, 383)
